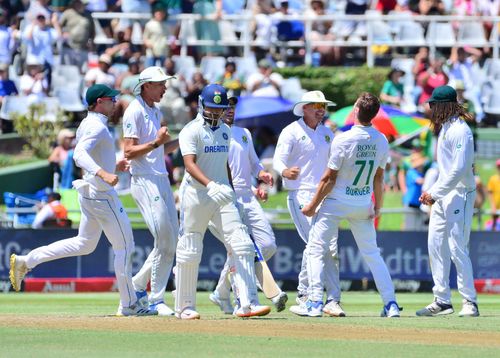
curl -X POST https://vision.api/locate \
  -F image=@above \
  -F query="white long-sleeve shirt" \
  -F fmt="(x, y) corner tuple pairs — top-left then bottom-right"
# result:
(273, 118), (334, 191)
(123, 96), (167, 176)
(428, 117), (475, 200)
(229, 126), (264, 194)
(73, 111), (116, 192)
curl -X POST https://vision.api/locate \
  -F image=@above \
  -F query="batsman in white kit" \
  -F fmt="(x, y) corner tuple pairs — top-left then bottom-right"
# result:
(123, 66), (179, 316)
(417, 85), (479, 317)
(298, 93), (402, 318)
(273, 90), (343, 317)
(9, 84), (156, 316)
(207, 96), (288, 313)
(175, 84), (270, 319)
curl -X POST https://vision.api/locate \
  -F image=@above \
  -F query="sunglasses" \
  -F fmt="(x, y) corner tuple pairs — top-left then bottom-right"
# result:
(308, 103), (327, 110)
(100, 97), (117, 103)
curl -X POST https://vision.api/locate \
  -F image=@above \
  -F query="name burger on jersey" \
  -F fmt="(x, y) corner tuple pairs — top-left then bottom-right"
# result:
(345, 144), (377, 197)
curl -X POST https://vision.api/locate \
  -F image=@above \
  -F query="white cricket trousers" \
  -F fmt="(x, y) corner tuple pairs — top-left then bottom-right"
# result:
(209, 189), (277, 300)
(307, 198), (396, 305)
(24, 182), (136, 308)
(175, 183), (258, 314)
(287, 189), (341, 301)
(130, 174), (178, 304)
(428, 188), (477, 304)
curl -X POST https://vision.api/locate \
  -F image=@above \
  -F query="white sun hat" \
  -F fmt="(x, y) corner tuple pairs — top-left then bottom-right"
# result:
(133, 66), (175, 93)
(293, 90), (336, 116)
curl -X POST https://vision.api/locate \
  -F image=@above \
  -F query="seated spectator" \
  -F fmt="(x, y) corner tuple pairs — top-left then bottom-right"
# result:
(84, 53), (116, 88)
(19, 60), (49, 101)
(158, 58), (190, 126)
(0, 8), (18, 65)
(455, 80), (478, 150)
(412, 47), (430, 104)
(216, 59), (245, 96)
(417, 56), (448, 107)
(246, 58), (283, 97)
(32, 192), (71, 229)
(487, 159), (500, 231)
(418, 0), (446, 15)
(185, 71), (207, 119)
(0, 63), (18, 105)
(380, 68), (405, 107)
(48, 128), (77, 189)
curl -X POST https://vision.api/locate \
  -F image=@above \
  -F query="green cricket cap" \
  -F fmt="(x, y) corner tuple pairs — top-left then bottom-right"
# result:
(427, 85), (457, 104)
(85, 84), (120, 106)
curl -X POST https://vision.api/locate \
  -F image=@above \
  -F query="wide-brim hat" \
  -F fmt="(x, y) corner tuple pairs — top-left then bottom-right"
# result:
(293, 90), (336, 116)
(133, 66), (175, 93)
(427, 85), (457, 104)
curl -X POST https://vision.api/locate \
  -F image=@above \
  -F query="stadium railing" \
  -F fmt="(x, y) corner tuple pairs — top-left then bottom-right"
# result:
(90, 12), (500, 67)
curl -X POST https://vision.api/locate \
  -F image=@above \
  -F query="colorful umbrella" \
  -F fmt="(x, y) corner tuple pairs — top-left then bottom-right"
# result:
(329, 104), (430, 138)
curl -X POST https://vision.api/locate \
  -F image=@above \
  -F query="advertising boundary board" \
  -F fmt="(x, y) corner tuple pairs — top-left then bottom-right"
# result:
(0, 229), (498, 293)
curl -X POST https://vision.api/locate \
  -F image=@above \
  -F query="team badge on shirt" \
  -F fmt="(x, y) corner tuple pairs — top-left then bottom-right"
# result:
(222, 132), (228, 140)
(301, 136), (306, 140)
(325, 135), (331, 143)
(242, 135), (248, 143)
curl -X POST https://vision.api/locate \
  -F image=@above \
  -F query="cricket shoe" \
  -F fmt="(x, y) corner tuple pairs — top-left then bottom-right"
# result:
(209, 291), (233, 314)
(271, 291), (288, 312)
(380, 301), (402, 318)
(135, 290), (149, 309)
(117, 303), (158, 317)
(234, 304), (271, 318)
(176, 308), (201, 320)
(295, 294), (308, 305)
(458, 300), (479, 317)
(290, 300), (323, 317)
(416, 300), (454, 316)
(149, 301), (175, 316)
(9, 254), (29, 292)
(323, 300), (346, 317)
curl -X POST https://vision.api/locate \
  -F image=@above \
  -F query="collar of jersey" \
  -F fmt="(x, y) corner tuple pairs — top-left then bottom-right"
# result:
(88, 111), (108, 125)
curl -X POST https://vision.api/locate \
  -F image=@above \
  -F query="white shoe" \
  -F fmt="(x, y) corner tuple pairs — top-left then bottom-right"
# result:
(149, 302), (175, 316)
(271, 291), (288, 312)
(117, 303), (158, 316)
(295, 294), (308, 305)
(175, 308), (201, 320)
(10, 254), (29, 292)
(458, 300), (479, 317)
(416, 300), (453, 316)
(209, 291), (233, 314)
(234, 304), (271, 318)
(323, 300), (346, 317)
(381, 301), (402, 318)
(290, 300), (323, 317)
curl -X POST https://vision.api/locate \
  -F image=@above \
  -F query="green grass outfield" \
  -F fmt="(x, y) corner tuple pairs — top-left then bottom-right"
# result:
(0, 291), (499, 357)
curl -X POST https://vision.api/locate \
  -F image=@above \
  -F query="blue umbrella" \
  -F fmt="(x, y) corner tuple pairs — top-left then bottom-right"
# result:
(233, 96), (295, 134)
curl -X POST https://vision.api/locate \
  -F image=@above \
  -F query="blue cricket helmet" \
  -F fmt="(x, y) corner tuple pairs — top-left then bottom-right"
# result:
(200, 84), (230, 108)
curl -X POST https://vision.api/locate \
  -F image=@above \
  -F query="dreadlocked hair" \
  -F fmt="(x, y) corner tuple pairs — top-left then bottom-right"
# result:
(429, 102), (474, 135)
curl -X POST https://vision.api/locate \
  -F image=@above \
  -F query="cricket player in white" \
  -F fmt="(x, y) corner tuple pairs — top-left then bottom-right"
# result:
(273, 90), (343, 316)
(297, 92), (401, 318)
(417, 85), (479, 317)
(175, 84), (270, 319)
(207, 96), (288, 313)
(122, 66), (179, 316)
(9, 84), (156, 316)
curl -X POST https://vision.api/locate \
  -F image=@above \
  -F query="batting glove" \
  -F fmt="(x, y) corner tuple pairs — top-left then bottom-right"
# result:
(207, 181), (234, 206)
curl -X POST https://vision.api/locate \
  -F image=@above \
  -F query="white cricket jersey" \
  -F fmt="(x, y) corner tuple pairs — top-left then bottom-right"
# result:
(327, 125), (389, 206)
(428, 117), (475, 200)
(179, 115), (231, 189)
(73, 112), (116, 192)
(229, 126), (264, 194)
(122, 96), (167, 175)
(273, 119), (334, 191)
